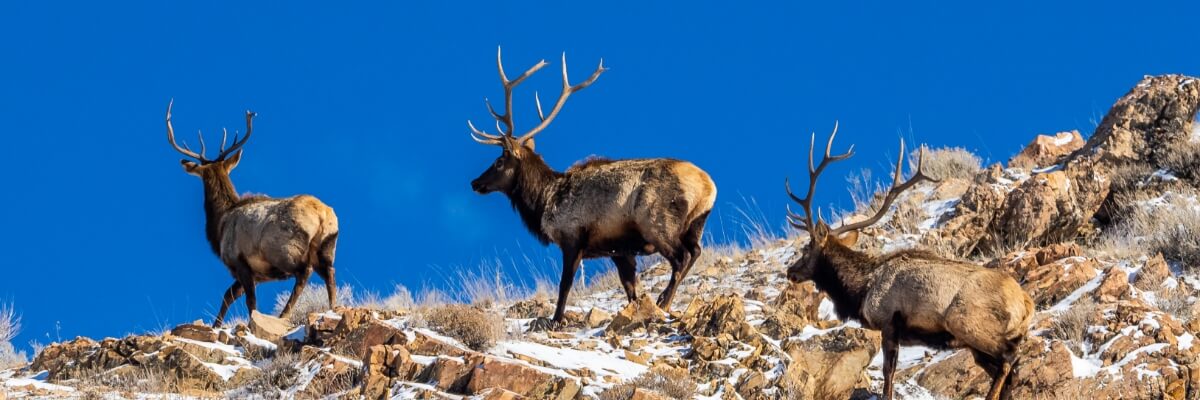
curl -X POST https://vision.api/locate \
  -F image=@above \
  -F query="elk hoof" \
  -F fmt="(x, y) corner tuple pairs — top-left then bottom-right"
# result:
(526, 317), (560, 333)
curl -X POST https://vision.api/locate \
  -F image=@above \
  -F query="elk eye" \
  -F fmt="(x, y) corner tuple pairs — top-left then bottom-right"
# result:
(494, 159), (503, 167)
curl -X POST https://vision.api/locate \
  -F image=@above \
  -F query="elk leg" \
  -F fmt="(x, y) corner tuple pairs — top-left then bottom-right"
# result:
(881, 314), (903, 400)
(552, 245), (584, 323)
(213, 281), (244, 328)
(679, 212), (709, 279)
(611, 254), (639, 303)
(986, 358), (1013, 400)
(236, 256), (258, 314)
(655, 251), (688, 310)
(278, 267), (313, 319)
(315, 233), (338, 309)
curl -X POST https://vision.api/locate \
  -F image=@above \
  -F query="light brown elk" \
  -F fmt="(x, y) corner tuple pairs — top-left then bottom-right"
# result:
(783, 126), (1033, 400)
(468, 48), (717, 328)
(166, 101), (340, 327)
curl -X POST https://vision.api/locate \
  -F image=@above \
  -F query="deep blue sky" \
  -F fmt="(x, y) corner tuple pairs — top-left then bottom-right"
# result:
(1, 1), (1197, 349)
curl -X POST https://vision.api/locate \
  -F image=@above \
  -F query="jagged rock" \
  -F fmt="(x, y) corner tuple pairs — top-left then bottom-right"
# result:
(477, 388), (525, 400)
(466, 355), (580, 398)
(607, 295), (666, 335)
(1070, 75), (1200, 166)
(31, 337), (101, 380)
(506, 299), (555, 319)
(408, 329), (472, 357)
(1022, 257), (1100, 307)
(735, 370), (766, 399)
(1006, 338), (1077, 399)
(760, 282), (825, 338)
(990, 169), (1108, 251)
(325, 308), (408, 358)
(363, 344), (421, 399)
(306, 310), (342, 344)
(1009, 131), (1086, 169)
(1095, 267), (1130, 302)
(1136, 253), (1171, 290)
(779, 327), (880, 400)
(171, 321), (218, 343)
(423, 355), (474, 393)
(584, 307), (612, 329)
(248, 310), (292, 342)
(162, 345), (255, 391)
(629, 388), (669, 400)
(931, 164), (1010, 255)
(679, 294), (758, 343)
(912, 350), (991, 398)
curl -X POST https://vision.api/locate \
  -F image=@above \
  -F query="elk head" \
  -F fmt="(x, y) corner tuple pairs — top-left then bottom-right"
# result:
(785, 123), (934, 282)
(166, 100), (256, 180)
(468, 47), (606, 194)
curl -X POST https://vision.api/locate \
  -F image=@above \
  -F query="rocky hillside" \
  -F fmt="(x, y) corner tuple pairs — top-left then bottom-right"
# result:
(3, 74), (1200, 399)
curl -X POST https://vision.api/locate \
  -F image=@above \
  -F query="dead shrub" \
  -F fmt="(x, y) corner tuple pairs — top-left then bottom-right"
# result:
(0, 302), (26, 369)
(1157, 285), (1196, 324)
(912, 145), (982, 182)
(241, 350), (302, 397)
(1100, 189), (1200, 268)
(272, 283), (355, 325)
(1047, 297), (1099, 354)
(598, 366), (696, 400)
(420, 304), (505, 351)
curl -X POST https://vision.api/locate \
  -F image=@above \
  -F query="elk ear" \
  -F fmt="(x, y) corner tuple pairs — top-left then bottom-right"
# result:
(835, 230), (859, 247)
(223, 150), (243, 172)
(181, 160), (201, 176)
(522, 138), (536, 152)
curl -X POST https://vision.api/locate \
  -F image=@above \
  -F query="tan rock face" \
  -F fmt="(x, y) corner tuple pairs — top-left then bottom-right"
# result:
(779, 327), (880, 400)
(1009, 131), (1085, 169)
(1136, 253), (1171, 290)
(679, 294), (758, 343)
(248, 310), (293, 342)
(466, 355), (578, 398)
(1022, 257), (1100, 307)
(760, 282), (827, 338)
(608, 294), (666, 335)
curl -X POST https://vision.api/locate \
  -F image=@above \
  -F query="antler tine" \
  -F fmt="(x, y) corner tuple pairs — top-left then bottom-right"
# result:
(166, 100), (207, 162)
(467, 120), (504, 144)
(787, 122), (856, 232)
(212, 110), (255, 161)
(220, 128), (229, 154)
(469, 47), (549, 144)
(832, 139), (937, 236)
(196, 130), (207, 160)
(516, 53), (606, 145)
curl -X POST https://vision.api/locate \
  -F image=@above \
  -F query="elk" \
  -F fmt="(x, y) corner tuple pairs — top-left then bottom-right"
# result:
(468, 48), (717, 329)
(783, 125), (1033, 400)
(166, 101), (340, 327)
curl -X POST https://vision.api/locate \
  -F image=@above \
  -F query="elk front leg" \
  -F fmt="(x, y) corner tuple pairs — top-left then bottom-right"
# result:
(881, 315), (903, 400)
(611, 255), (639, 303)
(278, 267), (313, 319)
(552, 245), (584, 323)
(213, 282), (244, 328)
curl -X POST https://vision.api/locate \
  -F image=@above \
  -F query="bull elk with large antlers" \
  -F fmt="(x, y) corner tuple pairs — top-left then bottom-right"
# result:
(468, 48), (717, 329)
(784, 125), (1033, 400)
(166, 101), (339, 327)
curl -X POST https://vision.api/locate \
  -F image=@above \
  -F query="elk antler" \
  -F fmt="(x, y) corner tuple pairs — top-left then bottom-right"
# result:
(166, 100), (257, 164)
(785, 122), (854, 232)
(829, 140), (937, 236)
(468, 47), (606, 146)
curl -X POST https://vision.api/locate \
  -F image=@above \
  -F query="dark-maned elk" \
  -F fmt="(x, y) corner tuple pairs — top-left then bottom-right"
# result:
(468, 48), (717, 329)
(783, 125), (1033, 400)
(166, 101), (340, 327)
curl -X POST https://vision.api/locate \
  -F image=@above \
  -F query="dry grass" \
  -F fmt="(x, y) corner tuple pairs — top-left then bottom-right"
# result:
(355, 284), (416, 313)
(241, 350), (302, 397)
(598, 367), (697, 400)
(912, 145), (982, 182)
(1098, 189), (1200, 268)
(272, 283), (356, 325)
(1047, 297), (1099, 354)
(1156, 285), (1196, 324)
(0, 302), (26, 369)
(419, 304), (505, 351)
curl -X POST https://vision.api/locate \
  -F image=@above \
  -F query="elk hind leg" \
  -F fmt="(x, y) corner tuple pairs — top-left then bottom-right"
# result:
(278, 266), (313, 319)
(654, 243), (689, 310)
(213, 281), (244, 328)
(235, 256), (259, 315)
(314, 233), (338, 309)
(679, 212), (709, 281)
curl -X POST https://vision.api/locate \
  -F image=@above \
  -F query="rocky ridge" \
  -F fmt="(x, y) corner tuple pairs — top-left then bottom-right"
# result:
(2, 74), (1200, 399)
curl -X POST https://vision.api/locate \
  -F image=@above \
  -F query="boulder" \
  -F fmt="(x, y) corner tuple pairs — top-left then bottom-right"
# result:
(506, 299), (555, 319)
(248, 311), (292, 342)
(1069, 75), (1200, 167)
(584, 307), (612, 329)
(779, 327), (880, 400)
(678, 294), (758, 343)
(325, 308), (408, 358)
(1095, 268), (1130, 302)
(760, 282), (825, 338)
(363, 344), (421, 399)
(1022, 257), (1100, 307)
(607, 295), (666, 335)
(466, 355), (580, 398)
(296, 345), (363, 398)
(1136, 253), (1171, 290)
(171, 321), (218, 343)
(1008, 130), (1085, 169)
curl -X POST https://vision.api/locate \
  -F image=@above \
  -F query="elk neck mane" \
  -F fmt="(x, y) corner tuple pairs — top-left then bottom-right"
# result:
(198, 171), (243, 256)
(506, 152), (564, 245)
(810, 238), (880, 322)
